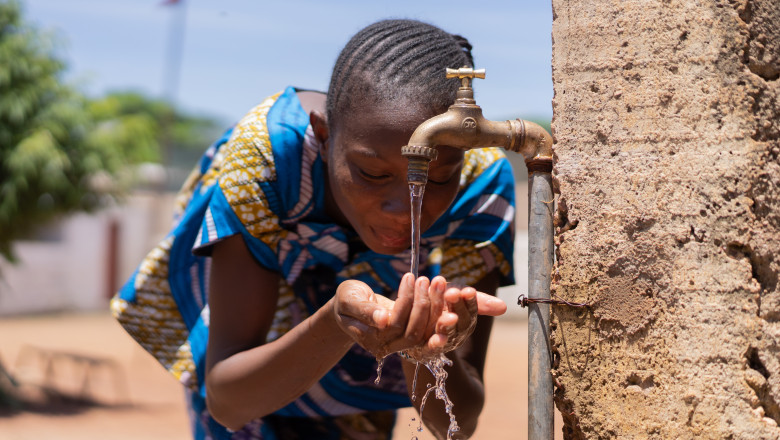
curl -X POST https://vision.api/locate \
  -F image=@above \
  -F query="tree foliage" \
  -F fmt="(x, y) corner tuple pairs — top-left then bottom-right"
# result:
(87, 91), (222, 165)
(0, 0), (221, 262)
(0, 0), (107, 261)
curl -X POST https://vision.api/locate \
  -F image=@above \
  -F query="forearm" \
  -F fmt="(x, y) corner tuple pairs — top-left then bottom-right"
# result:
(402, 349), (485, 439)
(206, 299), (354, 429)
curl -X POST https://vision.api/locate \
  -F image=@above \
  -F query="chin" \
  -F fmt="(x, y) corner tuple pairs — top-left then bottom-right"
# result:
(368, 241), (410, 256)
(360, 235), (409, 256)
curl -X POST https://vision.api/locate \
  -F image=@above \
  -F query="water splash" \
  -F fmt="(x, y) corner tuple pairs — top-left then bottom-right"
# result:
(416, 353), (460, 439)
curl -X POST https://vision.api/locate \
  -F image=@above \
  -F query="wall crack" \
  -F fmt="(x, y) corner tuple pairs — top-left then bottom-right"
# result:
(745, 347), (780, 425)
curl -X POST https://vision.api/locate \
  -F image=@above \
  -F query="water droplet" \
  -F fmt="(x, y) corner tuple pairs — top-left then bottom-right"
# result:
(411, 362), (420, 401)
(374, 356), (385, 385)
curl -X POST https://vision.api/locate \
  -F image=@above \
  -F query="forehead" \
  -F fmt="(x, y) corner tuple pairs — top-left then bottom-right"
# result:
(335, 96), (432, 131)
(330, 94), (462, 165)
(347, 143), (464, 170)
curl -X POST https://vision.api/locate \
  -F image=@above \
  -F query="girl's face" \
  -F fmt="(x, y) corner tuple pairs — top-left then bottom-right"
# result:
(314, 101), (464, 256)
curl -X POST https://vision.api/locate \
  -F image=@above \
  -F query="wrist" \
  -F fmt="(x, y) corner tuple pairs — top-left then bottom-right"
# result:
(321, 297), (355, 350)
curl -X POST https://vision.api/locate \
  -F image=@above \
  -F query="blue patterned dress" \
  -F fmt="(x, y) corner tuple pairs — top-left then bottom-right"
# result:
(111, 87), (516, 439)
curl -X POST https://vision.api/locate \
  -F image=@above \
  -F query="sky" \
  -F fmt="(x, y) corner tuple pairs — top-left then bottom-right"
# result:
(23, 0), (553, 125)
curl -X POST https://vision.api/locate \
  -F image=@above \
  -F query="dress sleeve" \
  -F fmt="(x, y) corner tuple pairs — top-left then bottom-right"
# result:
(428, 148), (517, 288)
(190, 92), (289, 273)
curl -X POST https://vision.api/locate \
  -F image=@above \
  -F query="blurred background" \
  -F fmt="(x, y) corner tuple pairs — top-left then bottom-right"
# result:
(0, 0), (557, 438)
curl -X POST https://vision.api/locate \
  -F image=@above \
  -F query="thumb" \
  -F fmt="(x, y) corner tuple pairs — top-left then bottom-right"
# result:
(475, 291), (507, 316)
(336, 280), (390, 329)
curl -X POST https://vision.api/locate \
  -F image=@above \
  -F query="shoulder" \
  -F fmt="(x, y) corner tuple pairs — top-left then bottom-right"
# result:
(215, 88), (310, 186)
(457, 147), (515, 198)
(459, 148), (511, 188)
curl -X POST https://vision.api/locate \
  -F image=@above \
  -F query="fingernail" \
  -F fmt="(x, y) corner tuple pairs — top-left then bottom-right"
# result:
(406, 273), (415, 289)
(434, 281), (444, 295)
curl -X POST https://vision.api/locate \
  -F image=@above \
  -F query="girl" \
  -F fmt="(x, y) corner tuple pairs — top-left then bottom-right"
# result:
(112, 19), (516, 440)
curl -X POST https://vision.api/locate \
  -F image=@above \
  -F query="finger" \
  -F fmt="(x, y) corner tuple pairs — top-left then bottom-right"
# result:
(428, 333), (447, 350)
(426, 276), (446, 338)
(405, 276), (431, 344)
(475, 291), (507, 316)
(445, 286), (478, 330)
(435, 311), (458, 332)
(389, 273), (415, 331)
(336, 280), (389, 329)
(428, 312), (458, 350)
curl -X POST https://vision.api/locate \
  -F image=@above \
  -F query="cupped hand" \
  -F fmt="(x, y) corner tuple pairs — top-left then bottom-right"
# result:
(331, 277), (393, 356)
(333, 273), (507, 360)
(403, 277), (508, 361)
(333, 273), (451, 358)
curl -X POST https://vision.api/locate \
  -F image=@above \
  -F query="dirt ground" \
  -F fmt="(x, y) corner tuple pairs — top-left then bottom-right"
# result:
(0, 312), (563, 439)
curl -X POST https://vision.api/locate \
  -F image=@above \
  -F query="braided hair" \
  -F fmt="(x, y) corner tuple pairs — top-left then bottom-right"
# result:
(326, 19), (474, 127)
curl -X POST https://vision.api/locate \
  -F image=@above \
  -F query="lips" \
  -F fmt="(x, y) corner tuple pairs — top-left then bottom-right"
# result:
(371, 226), (410, 249)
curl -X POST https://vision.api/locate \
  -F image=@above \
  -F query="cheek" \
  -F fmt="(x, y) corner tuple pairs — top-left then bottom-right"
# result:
(330, 166), (377, 216)
(421, 182), (460, 227)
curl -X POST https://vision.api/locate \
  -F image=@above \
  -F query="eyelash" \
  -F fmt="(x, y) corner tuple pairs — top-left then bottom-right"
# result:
(428, 175), (454, 186)
(358, 169), (453, 185)
(359, 169), (390, 180)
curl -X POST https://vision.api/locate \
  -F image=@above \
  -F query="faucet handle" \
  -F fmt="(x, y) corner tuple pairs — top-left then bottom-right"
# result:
(446, 67), (486, 88)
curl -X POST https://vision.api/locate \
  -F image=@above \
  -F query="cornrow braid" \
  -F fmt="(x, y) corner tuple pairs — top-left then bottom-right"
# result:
(326, 19), (474, 127)
(451, 34), (474, 67)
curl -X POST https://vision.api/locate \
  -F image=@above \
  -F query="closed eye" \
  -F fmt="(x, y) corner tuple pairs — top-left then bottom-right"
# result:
(428, 174), (456, 186)
(359, 169), (391, 181)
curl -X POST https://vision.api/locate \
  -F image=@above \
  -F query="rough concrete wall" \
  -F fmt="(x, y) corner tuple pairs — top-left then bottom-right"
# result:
(550, 0), (780, 439)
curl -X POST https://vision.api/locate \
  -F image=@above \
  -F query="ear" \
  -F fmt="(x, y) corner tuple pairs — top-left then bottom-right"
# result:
(310, 110), (330, 161)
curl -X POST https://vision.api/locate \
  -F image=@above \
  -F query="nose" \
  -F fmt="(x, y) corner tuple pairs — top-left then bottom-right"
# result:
(380, 180), (412, 221)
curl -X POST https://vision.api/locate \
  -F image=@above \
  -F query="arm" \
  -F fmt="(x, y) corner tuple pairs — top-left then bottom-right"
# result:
(204, 234), (354, 430)
(204, 235), (464, 430)
(402, 270), (502, 439)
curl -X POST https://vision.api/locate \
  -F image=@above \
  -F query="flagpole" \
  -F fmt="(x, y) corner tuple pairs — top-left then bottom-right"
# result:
(160, 0), (187, 189)
(163, 0), (187, 106)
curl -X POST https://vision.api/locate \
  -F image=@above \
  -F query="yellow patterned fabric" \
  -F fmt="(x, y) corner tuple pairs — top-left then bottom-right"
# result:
(438, 239), (511, 287)
(460, 147), (507, 189)
(110, 235), (197, 388)
(217, 93), (286, 250)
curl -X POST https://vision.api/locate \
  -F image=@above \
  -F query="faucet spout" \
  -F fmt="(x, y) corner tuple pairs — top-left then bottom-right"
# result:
(405, 108), (553, 164)
(401, 67), (552, 181)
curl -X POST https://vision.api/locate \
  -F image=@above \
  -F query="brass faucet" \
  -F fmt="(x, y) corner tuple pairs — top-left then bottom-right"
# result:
(402, 67), (553, 185)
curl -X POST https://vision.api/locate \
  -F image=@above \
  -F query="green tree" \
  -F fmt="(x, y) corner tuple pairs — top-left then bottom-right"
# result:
(0, 0), (223, 409)
(87, 90), (222, 168)
(0, 0), (125, 261)
(0, 1), (223, 262)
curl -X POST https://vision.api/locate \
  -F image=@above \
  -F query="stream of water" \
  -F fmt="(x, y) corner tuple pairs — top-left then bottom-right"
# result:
(409, 183), (425, 279)
(374, 181), (461, 439)
(407, 182), (460, 440)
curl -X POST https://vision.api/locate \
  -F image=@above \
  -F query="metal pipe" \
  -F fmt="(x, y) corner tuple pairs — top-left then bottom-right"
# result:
(401, 67), (556, 440)
(528, 169), (554, 440)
